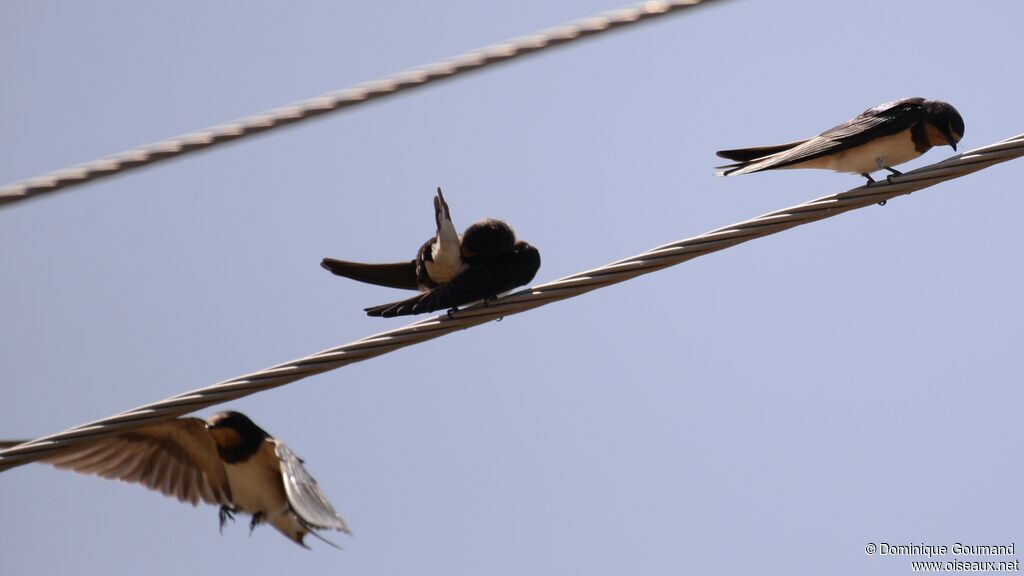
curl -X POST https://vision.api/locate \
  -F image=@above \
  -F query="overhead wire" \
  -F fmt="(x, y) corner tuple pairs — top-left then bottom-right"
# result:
(0, 0), (722, 208)
(3, 132), (1023, 472)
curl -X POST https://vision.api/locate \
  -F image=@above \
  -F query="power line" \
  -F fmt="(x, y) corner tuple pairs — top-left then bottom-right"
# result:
(3, 132), (1021, 472)
(0, 0), (721, 208)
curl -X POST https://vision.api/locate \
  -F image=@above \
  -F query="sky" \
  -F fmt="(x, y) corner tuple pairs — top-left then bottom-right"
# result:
(1, 1), (1021, 574)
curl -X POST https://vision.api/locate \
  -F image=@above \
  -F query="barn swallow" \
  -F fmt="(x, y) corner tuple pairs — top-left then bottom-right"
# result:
(716, 97), (965, 183)
(321, 187), (541, 317)
(0, 411), (350, 548)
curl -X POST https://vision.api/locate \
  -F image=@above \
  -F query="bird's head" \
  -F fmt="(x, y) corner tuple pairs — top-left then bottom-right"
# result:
(206, 411), (269, 461)
(923, 100), (965, 151)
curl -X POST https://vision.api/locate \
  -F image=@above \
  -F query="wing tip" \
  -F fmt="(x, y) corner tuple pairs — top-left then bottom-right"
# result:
(305, 528), (346, 549)
(363, 304), (392, 317)
(320, 258), (420, 291)
(714, 164), (744, 177)
(320, 257), (346, 274)
(364, 294), (428, 317)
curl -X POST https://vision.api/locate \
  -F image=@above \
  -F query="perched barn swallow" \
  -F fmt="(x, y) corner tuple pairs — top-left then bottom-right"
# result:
(321, 187), (540, 317)
(716, 97), (964, 183)
(0, 411), (350, 548)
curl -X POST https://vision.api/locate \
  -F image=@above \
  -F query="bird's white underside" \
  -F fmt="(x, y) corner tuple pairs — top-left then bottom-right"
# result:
(784, 129), (923, 174)
(223, 440), (304, 540)
(428, 215), (468, 282)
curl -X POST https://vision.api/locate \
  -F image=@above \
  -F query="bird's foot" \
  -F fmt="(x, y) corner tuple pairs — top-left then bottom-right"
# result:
(861, 173), (876, 185)
(446, 307), (459, 319)
(884, 167), (903, 184)
(249, 512), (265, 535)
(482, 296), (504, 320)
(219, 506), (237, 534)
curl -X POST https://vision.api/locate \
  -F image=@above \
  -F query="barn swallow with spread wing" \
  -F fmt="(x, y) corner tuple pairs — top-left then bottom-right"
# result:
(321, 187), (540, 317)
(0, 411), (350, 548)
(716, 97), (964, 183)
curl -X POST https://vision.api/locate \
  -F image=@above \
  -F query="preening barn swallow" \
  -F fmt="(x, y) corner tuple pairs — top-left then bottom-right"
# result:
(716, 97), (964, 183)
(321, 187), (541, 317)
(0, 411), (350, 548)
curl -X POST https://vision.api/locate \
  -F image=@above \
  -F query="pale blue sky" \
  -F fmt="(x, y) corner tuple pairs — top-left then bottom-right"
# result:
(2, 1), (1021, 574)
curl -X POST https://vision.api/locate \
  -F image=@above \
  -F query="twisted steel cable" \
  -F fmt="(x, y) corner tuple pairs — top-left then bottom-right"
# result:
(0, 0), (721, 208)
(3, 133), (1022, 472)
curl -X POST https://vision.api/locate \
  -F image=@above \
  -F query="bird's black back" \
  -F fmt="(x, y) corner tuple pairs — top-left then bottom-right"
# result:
(461, 218), (516, 262)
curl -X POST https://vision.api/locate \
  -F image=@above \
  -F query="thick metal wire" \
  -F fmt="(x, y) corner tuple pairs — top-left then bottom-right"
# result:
(0, 0), (720, 208)
(3, 133), (1022, 472)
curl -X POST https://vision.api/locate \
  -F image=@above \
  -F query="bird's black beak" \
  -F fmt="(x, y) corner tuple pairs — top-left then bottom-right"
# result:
(945, 131), (960, 152)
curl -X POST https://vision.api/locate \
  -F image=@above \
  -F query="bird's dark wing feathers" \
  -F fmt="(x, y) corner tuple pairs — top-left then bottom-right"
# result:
(275, 442), (351, 534)
(35, 418), (232, 506)
(321, 258), (420, 291)
(715, 139), (808, 162)
(366, 244), (540, 317)
(717, 97), (927, 172)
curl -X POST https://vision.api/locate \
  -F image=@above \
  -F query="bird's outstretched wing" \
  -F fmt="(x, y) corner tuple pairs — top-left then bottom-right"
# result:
(22, 418), (232, 506)
(365, 243), (540, 317)
(716, 97), (927, 175)
(321, 258), (419, 291)
(275, 442), (351, 535)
